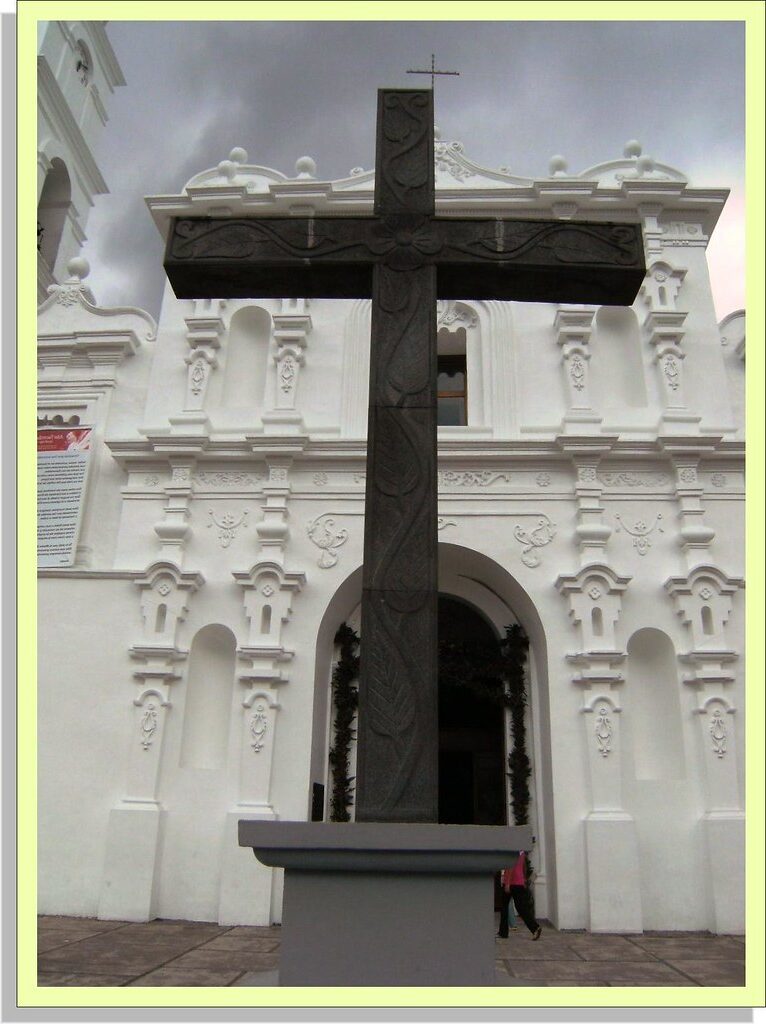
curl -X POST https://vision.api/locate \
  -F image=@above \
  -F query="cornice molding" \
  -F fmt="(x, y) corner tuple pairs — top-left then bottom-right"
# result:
(84, 21), (126, 90)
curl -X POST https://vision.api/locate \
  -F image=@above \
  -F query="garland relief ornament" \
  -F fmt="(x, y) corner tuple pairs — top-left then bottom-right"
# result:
(614, 512), (663, 555)
(207, 508), (248, 548)
(306, 513), (349, 568)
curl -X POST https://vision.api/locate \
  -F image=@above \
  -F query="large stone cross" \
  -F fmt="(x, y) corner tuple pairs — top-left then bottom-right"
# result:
(164, 89), (645, 825)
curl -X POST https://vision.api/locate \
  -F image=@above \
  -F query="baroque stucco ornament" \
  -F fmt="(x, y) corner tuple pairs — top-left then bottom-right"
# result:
(512, 515), (557, 567)
(207, 509), (249, 548)
(249, 704), (269, 753)
(709, 709), (727, 758)
(306, 513), (349, 568)
(615, 512), (664, 555)
(595, 707), (613, 757)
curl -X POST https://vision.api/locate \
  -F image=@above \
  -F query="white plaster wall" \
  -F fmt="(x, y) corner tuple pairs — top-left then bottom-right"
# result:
(38, 579), (140, 916)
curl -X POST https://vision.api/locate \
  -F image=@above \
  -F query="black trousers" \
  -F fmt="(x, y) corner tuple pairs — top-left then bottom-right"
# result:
(499, 886), (539, 937)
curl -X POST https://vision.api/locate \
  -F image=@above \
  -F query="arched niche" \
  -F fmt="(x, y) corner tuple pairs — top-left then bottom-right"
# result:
(220, 305), (271, 414)
(38, 157), (71, 273)
(626, 627), (684, 780)
(179, 624), (237, 770)
(592, 307), (647, 409)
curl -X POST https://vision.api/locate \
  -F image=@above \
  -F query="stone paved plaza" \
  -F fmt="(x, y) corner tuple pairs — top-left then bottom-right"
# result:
(37, 916), (746, 987)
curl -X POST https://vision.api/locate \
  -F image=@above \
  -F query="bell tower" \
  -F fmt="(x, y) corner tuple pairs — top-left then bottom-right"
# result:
(37, 21), (125, 301)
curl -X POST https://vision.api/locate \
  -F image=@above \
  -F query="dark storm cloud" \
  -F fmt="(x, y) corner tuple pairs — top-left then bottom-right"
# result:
(80, 19), (745, 319)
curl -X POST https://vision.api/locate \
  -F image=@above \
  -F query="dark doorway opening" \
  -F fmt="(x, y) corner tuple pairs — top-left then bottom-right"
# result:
(438, 596), (506, 827)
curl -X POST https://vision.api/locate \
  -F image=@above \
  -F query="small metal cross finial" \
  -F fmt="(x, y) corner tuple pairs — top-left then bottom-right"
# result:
(406, 54), (460, 89)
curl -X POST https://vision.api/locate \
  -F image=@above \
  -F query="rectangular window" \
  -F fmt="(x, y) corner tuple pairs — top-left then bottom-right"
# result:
(437, 354), (467, 426)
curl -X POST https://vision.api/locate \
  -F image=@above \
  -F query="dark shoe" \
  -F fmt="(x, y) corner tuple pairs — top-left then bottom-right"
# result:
(532, 926), (542, 941)
(497, 933), (508, 939)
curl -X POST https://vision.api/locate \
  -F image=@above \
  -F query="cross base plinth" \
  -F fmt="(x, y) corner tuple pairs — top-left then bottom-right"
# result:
(238, 820), (533, 986)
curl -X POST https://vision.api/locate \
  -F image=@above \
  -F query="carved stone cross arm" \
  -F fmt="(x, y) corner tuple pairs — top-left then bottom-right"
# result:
(165, 216), (644, 305)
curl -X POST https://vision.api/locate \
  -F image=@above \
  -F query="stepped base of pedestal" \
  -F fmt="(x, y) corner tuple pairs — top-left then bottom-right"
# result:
(239, 820), (533, 986)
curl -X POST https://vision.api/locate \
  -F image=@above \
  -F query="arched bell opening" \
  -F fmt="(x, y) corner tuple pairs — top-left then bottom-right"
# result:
(38, 157), (72, 275)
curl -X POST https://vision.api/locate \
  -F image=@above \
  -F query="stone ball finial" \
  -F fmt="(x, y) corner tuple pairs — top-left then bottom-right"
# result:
(217, 159), (237, 181)
(295, 155), (316, 178)
(66, 256), (89, 280)
(229, 147), (248, 164)
(549, 154), (568, 176)
(624, 139), (642, 159)
(636, 154), (654, 175)
(434, 125), (442, 140)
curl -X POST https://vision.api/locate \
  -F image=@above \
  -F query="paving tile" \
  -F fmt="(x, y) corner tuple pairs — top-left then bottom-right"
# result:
(666, 959), (746, 986)
(631, 937), (745, 960)
(37, 917), (128, 933)
(38, 917), (128, 935)
(164, 949), (280, 972)
(39, 944), (178, 975)
(117, 921), (229, 942)
(506, 959), (695, 986)
(225, 926), (282, 939)
(38, 972), (133, 987)
(128, 967), (245, 987)
(497, 942), (583, 961)
(37, 931), (101, 953)
(561, 937), (658, 962)
(200, 935), (280, 954)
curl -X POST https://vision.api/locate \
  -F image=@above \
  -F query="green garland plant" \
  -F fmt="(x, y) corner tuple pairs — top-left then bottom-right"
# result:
(328, 619), (531, 892)
(328, 623), (360, 822)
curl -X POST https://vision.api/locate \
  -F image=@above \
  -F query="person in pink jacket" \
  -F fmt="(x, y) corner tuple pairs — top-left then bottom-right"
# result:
(498, 851), (542, 940)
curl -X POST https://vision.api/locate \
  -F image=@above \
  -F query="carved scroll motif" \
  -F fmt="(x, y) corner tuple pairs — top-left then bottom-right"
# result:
(307, 514), (349, 568)
(512, 515), (557, 567)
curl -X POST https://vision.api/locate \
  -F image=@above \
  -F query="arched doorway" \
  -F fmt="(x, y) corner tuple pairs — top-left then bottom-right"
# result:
(311, 544), (554, 922)
(438, 595), (506, 826)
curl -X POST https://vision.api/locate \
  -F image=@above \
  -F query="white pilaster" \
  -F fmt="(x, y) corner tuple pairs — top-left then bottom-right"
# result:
(262, 299), (311, 435)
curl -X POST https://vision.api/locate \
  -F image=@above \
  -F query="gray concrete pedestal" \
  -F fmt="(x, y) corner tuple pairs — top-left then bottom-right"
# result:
(238, 820), (533, 987)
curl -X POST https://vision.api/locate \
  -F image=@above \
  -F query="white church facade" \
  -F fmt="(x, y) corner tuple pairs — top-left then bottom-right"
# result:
(37, 24), (745, 936)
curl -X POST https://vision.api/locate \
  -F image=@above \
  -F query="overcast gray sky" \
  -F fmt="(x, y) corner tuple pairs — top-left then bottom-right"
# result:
(80, 19), (746, 322)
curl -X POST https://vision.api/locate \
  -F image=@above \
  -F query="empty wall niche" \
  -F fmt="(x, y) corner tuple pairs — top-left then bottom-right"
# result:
(222, 305), (271, 412)
(593, 307), (647, 408)
(180, 624), (237, 770)
(627, 628), (684, 781)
